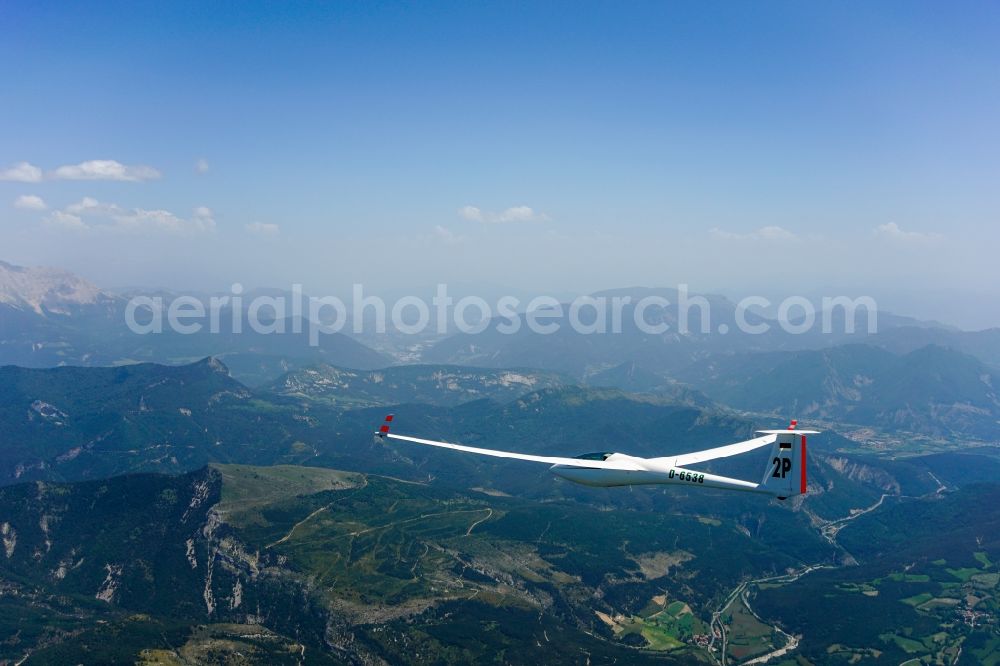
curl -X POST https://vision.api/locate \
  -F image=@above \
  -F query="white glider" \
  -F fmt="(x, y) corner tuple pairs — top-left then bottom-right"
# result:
(375, 416), (817, 500)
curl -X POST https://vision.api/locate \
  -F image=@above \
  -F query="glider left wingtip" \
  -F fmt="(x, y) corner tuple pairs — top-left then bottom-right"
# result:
(374, 413), (394, 442)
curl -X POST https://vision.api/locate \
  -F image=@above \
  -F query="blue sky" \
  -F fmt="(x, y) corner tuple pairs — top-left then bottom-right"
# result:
(2, 2), (998, 326)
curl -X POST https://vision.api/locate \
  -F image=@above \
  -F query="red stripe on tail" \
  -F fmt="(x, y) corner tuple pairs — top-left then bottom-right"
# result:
(800, 435), (808, 495)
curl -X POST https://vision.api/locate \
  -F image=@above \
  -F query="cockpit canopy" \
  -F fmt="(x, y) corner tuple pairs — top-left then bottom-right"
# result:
(573, 452), (615, 461)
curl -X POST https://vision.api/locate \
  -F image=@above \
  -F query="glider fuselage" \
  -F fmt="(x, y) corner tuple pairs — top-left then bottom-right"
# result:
(549, 456), (761, 493)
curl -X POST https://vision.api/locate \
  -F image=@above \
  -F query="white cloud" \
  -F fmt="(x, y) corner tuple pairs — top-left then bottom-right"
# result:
(432, 225), (463, 245)
(114, 206), (215, 234)
(13, 194), (47, 210)
(66, 196), (119, 215)
(47, 197), (215, 234)
(50, 160), (161, 182)
(45, 211), (86, 230)
(496, 205), (548, 223)
(189, 206), (216, 233)
(458, 205), (484, 222)
(117, 209), (198, 233)
(195, 158), (209, 174)
(709, 225), (798, 242)
(458, 204), (550, 223)
(245, 222), (280, 237)
(0, 162), (43, 182)
(874, 222), (942, 244)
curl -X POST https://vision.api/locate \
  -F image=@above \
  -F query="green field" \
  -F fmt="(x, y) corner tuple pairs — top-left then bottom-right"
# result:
(725, 597), (778, 662)
(753, 484), (1000, 665)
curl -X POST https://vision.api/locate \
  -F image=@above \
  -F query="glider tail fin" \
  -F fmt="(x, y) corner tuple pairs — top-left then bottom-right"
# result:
(759, 428), (809, 500)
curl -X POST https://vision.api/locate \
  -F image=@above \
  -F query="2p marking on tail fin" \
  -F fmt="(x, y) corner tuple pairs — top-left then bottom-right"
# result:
(754, 421), (816, 499)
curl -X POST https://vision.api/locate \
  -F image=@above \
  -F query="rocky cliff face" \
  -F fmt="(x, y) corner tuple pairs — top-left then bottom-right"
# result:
(0, 259), (113, 315)
(0, 466), (350, 663)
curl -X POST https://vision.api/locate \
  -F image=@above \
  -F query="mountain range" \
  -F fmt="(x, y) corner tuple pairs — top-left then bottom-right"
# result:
(2, 284), (1000, 663)
(677, 344), (1000, 439)
(0, 260), (113, 316)
(424, 287), (1000, 376)
(0, 462), (836, 664)
(5, 261), (1000, 386)
(0, 357), (969, 519)
(0, 260), (387, 374)
(0, 439), (997, 662)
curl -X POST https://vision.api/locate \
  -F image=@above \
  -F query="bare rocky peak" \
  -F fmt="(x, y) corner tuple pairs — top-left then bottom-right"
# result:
(0, 259), (110, 315)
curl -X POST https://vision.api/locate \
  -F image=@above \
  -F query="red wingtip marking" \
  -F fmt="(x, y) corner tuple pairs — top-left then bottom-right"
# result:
(379, 415), (394, 435)
(800, 435), (808, 495)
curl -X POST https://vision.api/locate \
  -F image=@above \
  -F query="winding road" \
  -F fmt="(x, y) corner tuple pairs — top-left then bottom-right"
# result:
(708, 470), (951, 665)
(707, 491), (894, 666)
